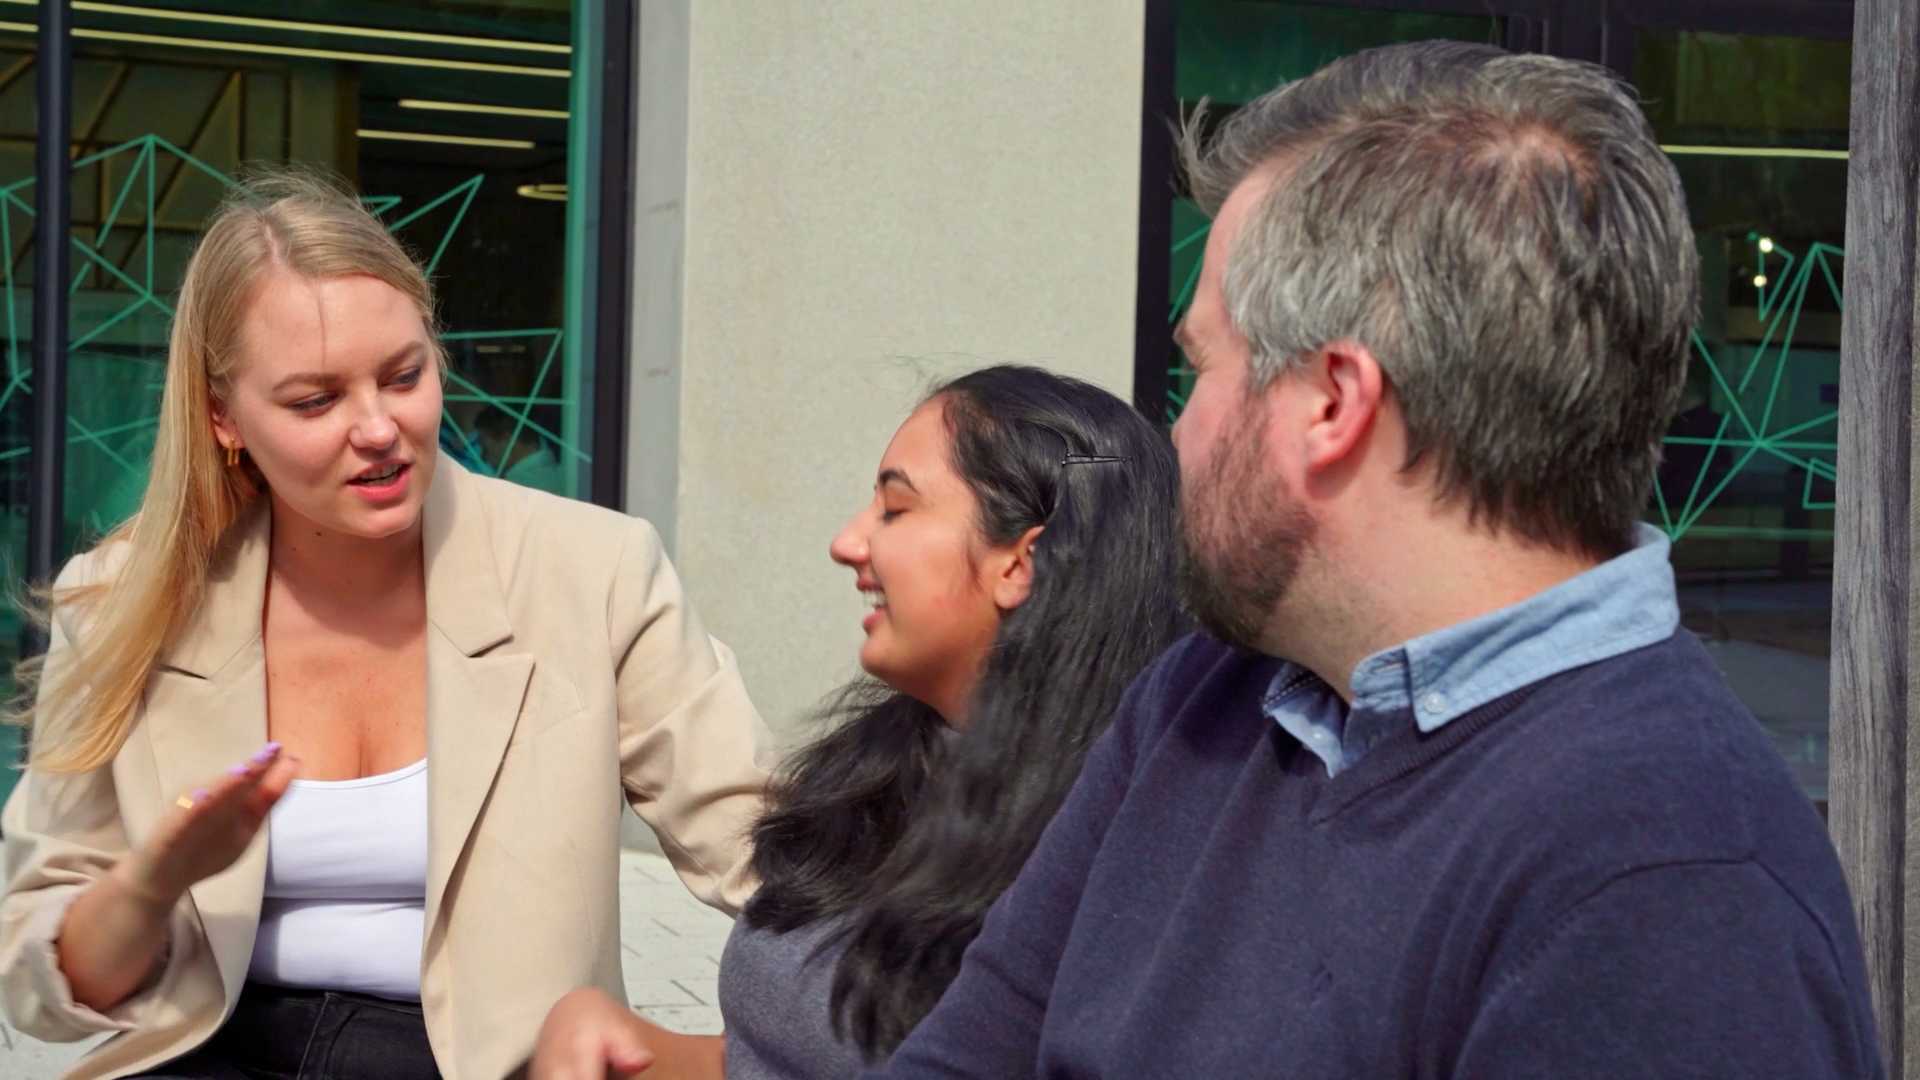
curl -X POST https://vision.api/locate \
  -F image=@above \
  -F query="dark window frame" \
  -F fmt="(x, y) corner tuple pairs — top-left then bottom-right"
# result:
(27, 0), (70, 602)
(590, 0), (637, 511)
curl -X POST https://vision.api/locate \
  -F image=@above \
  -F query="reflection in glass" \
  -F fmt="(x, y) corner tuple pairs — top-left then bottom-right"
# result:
(1166, 1), (1501, 420)
(1160, 13), (1851, 807)
(0, 2), (585, 800)
(0, 41), (31, 788)
(1637, 31), (1848, 806)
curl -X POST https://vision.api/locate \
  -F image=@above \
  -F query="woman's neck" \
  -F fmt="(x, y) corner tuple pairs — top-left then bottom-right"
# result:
(267, 497), (424, 603)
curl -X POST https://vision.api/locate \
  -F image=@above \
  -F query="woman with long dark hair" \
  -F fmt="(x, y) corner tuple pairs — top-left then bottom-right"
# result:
(531, 364), (1184, 1079)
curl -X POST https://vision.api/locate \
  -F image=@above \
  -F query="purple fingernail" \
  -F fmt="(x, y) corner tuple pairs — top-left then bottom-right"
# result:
(228, 764), (249, 776)
(193, 789), (210, 801)
(251, 744), (279, 764)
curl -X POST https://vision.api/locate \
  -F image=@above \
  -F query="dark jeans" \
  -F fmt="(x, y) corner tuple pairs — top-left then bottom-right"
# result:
(133, 982), (441, 1080)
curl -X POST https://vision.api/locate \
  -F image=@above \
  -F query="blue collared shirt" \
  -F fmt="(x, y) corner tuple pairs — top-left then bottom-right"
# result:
(1265, 524), (1681, 777)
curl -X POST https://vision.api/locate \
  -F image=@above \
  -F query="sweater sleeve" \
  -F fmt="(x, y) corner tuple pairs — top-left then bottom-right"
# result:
(1453, 859), (1885, 1079)
(864, 656), (1157, 1078)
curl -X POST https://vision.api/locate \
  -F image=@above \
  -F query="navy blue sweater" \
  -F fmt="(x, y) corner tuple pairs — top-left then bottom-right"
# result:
(870, 632), (1883, 1078)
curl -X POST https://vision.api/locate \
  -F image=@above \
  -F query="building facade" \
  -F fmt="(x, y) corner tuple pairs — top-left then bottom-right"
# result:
(8, 0), (1919, 1071)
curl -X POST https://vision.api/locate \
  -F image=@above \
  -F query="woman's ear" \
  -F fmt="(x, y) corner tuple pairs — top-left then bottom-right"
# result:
(991, 525), (1046, 612)
(209, 398), (241, 453)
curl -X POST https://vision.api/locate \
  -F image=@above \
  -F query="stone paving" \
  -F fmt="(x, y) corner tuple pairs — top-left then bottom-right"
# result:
(2, 850), (732, 1078)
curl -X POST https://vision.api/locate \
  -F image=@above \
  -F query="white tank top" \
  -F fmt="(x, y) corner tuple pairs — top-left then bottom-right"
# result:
(248, 758), (429, 1001)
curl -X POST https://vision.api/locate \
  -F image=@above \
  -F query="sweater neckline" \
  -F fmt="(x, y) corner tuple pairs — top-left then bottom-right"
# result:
(1305, 681), (1545, 824)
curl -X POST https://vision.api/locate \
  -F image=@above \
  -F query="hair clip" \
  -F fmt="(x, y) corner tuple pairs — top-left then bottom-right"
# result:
(1061, 453), (1129, 467)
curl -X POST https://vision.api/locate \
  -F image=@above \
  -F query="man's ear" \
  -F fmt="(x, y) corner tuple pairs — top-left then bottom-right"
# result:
(1298, 339), (1385, 473)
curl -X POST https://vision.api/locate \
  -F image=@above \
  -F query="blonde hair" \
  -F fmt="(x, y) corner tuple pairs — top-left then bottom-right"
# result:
(11, 166), (442, 773)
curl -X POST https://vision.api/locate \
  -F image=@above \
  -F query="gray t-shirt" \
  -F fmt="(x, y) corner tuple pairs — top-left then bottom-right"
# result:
(719, 916), (871, 1080)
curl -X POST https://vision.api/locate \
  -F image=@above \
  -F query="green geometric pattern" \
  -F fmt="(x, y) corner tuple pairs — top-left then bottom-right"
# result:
(1164, 214), (1208, 421)
(1164, 221), (1844, 546)
(0, 136), (581, 538)
(1650, 237), (1841, 543)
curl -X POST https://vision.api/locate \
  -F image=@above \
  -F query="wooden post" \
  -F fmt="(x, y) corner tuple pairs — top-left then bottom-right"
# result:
(1830, 0), (1920, 1074)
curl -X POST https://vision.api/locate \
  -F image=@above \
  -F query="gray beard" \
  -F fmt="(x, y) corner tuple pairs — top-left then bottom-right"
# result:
(1174, 405), (1315, 653)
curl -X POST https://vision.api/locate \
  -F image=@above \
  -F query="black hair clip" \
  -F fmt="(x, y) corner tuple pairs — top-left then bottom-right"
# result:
(1061, 453), (1129, 467)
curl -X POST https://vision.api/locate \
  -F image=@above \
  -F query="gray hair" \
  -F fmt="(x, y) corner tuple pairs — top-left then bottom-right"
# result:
(1179, 41), (1698, 557)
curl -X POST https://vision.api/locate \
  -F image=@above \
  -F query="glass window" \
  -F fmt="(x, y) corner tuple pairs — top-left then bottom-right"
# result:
(1635, 29), (1850, 808)
(0, 34), (33, 792)
(1166, 1), (1502, 421)
(1158, 8), (1850, 809)
(0, 2), (608, 800)
(51, 0), (583, 548)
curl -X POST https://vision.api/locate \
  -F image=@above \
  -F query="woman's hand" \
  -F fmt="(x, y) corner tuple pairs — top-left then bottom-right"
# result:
(57, 742), (297, 1012)
(532, 988), (657, 1079)
(116, 742), (299, 905)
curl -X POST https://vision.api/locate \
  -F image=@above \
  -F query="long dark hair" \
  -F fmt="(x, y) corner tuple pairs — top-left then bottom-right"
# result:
(743, 364), (1185, 1057)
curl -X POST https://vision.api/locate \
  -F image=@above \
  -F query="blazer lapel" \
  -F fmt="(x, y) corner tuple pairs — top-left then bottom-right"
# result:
(141, 460), (532, 1007)
(145, 501), (273, 1001)
(422, 638), (531, 924)
(419, 459), (529, 935)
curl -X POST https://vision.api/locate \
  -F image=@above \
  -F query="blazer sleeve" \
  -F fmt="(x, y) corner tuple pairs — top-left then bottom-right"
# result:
(0, 554), (208, 1042)
(606, 517), (772, 917)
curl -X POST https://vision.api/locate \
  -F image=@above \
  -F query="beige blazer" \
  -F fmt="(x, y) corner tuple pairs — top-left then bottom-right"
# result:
(0, 456), (773, 1079)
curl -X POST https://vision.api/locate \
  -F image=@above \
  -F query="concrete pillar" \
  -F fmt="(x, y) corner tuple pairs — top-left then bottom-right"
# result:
(628, 1), (1148, 749)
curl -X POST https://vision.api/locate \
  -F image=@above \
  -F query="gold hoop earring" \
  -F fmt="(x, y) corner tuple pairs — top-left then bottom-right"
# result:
(226, 444), (240, 468)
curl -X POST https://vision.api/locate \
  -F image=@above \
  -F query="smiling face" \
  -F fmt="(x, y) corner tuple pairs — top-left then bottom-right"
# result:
(211, 269), (442, 542)
(827, 400), (1014, 724)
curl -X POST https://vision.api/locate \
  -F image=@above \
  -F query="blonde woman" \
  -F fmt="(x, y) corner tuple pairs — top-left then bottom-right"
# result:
(0, 170), (772, 1079)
